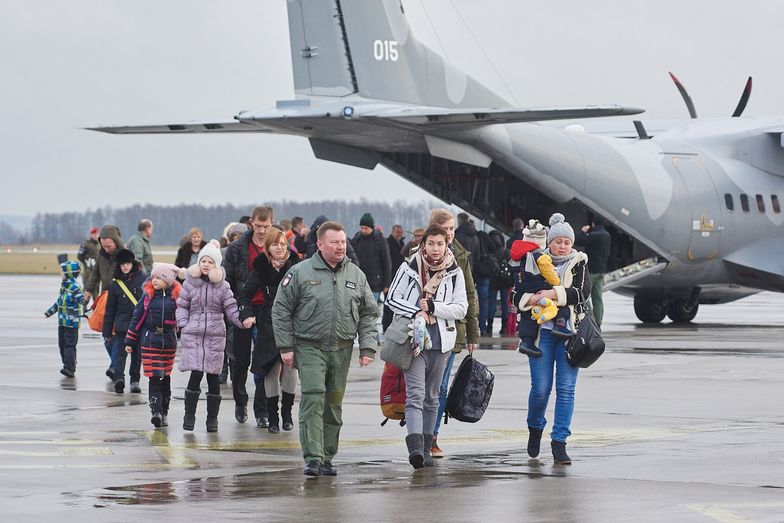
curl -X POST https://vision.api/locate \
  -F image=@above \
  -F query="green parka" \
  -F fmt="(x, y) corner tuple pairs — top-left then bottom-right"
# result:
(272, 252), (379, 359)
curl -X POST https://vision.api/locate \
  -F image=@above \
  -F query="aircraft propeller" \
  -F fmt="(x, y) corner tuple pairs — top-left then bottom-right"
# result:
(668, 72), (752, 118)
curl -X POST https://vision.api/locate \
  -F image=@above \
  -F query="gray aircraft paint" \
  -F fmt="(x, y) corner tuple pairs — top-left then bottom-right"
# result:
(91, 0), (784, 315)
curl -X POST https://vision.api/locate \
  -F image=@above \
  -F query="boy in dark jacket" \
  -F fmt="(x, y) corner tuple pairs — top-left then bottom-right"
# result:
(509, 220), (570, 356)
(45, 261), (84, 377)
(103, 249), (147, 394)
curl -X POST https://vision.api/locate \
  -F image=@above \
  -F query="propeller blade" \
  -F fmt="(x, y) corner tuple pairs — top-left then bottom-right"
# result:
(669, 72), (697, 119)
(731, 76), (752, 117)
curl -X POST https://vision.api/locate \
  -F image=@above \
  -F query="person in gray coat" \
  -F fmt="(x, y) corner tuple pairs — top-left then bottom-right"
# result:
(176, 240), (249, 432)
(127, 219), (154, 274)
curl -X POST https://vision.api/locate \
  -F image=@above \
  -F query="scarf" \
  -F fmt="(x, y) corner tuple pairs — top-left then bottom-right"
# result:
(415, 248), (455, 324)
(270, 257), (286, 271)
(544, 248), (579, 266)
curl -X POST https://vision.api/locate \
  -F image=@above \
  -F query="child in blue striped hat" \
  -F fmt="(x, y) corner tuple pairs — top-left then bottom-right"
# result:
(45, 261), (84, 377)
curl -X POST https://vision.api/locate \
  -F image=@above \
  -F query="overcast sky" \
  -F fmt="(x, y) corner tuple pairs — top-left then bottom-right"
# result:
(2, 0), (783, 217)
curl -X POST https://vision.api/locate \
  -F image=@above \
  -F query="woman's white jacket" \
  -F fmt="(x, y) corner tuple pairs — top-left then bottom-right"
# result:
(386, 259), (468, 353)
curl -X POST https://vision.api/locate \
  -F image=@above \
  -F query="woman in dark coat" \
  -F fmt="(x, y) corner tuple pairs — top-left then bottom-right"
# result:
(175, 227), (207, 269)
(103, 248), (147, 394)
(238, 227), (300, 433)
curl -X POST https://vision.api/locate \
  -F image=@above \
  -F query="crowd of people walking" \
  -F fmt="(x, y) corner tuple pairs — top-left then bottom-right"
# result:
(49, 206), (608, 475)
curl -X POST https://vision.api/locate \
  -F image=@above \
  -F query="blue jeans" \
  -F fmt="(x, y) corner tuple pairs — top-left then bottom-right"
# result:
(527, 329), (579, 442)
(476, 278), (491, 334)
(433, 351), (457, 435)
(488, 287), (510, 332)
(112, 335), (141, 383)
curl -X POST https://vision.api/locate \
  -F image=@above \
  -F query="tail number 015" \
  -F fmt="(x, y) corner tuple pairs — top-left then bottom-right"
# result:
(373, 40), (399, 62)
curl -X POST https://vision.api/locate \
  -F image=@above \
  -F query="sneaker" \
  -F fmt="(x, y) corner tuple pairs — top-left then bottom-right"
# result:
(151, 413), (163, 428)
(130, 382), (142, 394)
(517, 339), (542, 357)
(114, 379), (125, 394)
(235, 405), (248, 424)
(160, 414), (168, 427)
(60, 367), (74, 378)
(319, 461), (337, 476)
(430, 436), (444, 458)
(303, 461), (322, 477)
(256, 416), (269, 428)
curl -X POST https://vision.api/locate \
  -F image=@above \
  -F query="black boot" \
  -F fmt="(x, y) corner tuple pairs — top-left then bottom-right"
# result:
(423, 434), (434, 467)
(232, 368), (248, 423)
(161, 389), (171, 427)
(527, 428), (543, 458)
(551, 440), (572, 465)
(405, 433), (425, 469)
(266, 395), (280, 434)
(183, 389), (200, 431)
(281, 392), (295, 431)
(148, 390), (162, 428)
(206, 394), (221, 433)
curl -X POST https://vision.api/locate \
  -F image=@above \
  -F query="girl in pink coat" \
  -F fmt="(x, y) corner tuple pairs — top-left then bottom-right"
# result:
(176, 240), (251, 432)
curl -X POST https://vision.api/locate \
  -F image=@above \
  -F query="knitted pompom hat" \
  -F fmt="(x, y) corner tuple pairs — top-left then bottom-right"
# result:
(547, 213), (575, 244)
(198, 239), (223, 267)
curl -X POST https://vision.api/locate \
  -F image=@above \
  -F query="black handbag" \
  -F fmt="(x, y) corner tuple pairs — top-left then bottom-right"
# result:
(445, 355), (494, 423)
(566, 315), (605, 368)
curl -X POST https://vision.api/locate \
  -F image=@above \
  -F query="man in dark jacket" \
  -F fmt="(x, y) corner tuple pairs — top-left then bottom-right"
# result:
(223, 206), (272, 427)
(382, 224), (406, 331)
(505, 217), (525, 249)
(575, 216), (612, 327)
(306, 215), (360, 264)
(350, 213), (392, 302)
(454, 213), (480, 272)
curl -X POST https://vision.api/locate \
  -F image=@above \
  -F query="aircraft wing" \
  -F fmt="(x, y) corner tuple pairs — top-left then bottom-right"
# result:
(87, 121), (274, 135)
(370, 104), (644, 128)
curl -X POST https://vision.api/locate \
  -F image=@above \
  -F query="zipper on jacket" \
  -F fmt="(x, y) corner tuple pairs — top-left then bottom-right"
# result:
(329, 272), (337, 348)
(202, 283), (208, 370)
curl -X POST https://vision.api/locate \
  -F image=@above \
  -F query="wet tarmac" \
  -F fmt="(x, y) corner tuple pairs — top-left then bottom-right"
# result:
(2, 275), (784, 521)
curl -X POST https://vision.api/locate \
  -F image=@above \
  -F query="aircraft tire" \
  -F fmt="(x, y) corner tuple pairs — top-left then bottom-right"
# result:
(667, 300), (699, 323)
(633, 295), (667, 323)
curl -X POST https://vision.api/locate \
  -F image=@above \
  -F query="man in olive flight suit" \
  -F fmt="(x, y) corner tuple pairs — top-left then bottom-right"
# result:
(272, 221), (378, 477)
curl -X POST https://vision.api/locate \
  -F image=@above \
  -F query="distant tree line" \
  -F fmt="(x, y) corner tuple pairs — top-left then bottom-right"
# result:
(20, 200), (444, 245)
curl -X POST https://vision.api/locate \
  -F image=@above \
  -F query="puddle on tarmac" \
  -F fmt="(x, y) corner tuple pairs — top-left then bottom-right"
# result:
(66, 453), (569, 507)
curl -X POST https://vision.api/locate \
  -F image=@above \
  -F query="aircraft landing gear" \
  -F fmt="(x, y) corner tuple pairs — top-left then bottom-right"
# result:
(633, 295), (668, 323)
(667, 300), (699, 323)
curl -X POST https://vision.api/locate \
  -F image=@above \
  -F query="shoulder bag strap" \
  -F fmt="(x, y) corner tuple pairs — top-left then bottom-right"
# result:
(114, 279), (139, 306)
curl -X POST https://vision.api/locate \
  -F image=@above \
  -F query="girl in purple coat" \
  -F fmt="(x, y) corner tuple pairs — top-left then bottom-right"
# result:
(176, 240), (249, 432)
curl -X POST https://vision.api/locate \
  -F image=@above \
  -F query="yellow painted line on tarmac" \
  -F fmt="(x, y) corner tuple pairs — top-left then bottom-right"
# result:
(689, 502), (784, 522)
(146, 430), (196, 468)
(0, 448), (113, 457)
(0, 439), (105, 446)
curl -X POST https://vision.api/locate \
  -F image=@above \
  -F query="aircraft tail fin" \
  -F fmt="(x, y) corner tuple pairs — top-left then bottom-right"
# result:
(286, 0), (509, 108)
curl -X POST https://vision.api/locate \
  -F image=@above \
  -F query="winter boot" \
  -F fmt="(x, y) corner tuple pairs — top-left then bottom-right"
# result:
(266, 396), (280, 434)
(281, 392), (295, 431)
(182, 389), (200, 431)
(551, 440), (572, 465)
(423, 434), (435, 467)
(206, 394), (222, 433)
(405, 433), (425, 469)
(161, 390), (171, 427)
(517, 339), (543, 357)
(149, 391), (162, 428)
(527, 428), (543, 458)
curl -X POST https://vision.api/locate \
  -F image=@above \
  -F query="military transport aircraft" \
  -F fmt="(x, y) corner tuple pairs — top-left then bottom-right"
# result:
(90, 0), (784, 324)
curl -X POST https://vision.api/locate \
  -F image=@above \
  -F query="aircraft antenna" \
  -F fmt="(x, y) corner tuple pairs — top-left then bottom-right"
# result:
(417, 0), (452, 61)
(448, 0), (521, 105)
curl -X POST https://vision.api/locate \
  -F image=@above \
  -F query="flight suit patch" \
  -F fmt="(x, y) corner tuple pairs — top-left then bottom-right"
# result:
(281, 274), (292, 287)
(345, 281), (356, 290)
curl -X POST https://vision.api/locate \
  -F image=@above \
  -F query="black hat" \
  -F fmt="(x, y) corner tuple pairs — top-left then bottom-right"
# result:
(116, 248), (136, 265)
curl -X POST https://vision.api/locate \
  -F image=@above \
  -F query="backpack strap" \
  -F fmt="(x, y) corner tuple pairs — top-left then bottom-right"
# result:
(114, 279), (138, 306)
